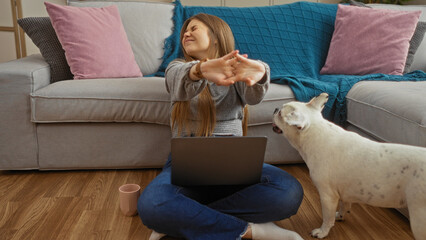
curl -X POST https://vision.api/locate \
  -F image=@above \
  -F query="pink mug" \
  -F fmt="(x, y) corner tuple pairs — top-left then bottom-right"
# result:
(119, 184), (141, 216)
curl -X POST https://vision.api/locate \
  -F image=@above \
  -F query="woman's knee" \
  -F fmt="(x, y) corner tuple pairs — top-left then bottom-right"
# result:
(137, 183), (178, 228)
(137, 189), (157, 227)
(283, 178), (304, 216)
(266, 171), (304, 219)
(268, 182), (303, 220)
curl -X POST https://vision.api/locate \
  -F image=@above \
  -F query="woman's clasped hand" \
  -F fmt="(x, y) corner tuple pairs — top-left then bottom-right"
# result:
(199, 50), (266, 86)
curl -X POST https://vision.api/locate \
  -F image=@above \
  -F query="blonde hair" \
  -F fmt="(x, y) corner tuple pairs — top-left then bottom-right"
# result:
(171, 13), (248, 136)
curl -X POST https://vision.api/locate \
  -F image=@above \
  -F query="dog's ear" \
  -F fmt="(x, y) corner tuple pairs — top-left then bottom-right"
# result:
(308, 93), (329, 111)
(284, 111), (308, 130)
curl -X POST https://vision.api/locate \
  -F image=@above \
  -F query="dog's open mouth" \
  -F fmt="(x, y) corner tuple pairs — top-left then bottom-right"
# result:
(272, 123), (283, 134)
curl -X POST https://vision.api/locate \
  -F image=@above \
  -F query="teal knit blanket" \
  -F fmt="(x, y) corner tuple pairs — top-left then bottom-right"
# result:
(157, 0), (426, 125)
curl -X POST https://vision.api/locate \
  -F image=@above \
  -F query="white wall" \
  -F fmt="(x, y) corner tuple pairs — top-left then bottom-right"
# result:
(22, 0), (66, 57)
(0, 0), (16, 63)
(0, 0), (66, 63)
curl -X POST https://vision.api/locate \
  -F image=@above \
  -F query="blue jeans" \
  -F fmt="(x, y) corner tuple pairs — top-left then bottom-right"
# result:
(138, 154), (303, 240)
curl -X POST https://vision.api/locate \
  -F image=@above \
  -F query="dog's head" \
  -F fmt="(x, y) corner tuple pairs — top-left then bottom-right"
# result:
(272, 93), (329, 138)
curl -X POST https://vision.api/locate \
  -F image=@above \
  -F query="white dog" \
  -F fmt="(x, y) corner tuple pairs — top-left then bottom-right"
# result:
(272, 93), (426, 239)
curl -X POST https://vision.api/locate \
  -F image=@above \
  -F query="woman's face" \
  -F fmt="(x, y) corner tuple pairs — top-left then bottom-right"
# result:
(182, 19), (212, 60)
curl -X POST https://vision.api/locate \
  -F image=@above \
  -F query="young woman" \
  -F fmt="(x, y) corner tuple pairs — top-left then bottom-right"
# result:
(137, 13), (304, 240)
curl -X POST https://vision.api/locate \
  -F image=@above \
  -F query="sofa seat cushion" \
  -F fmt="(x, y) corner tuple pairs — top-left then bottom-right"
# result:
(30, 80), (295, 126)
(30, 77), (170, 125)
(346, 81), (426, 147)
(248, 83), (295, 126)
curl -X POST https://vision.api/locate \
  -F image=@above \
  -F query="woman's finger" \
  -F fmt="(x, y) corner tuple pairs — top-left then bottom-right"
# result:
(244, 78), (256, 86)
(215, 78), (235, 86)
(222, 50), (239, 60)
(235, 53), (249, 63)
(227, 57), (238, 66)
(224, 68), (234, 78)
(225, 75), (238, 83)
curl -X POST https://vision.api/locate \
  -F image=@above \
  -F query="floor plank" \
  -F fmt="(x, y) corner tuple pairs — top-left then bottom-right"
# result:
(0, 164), (414, 240)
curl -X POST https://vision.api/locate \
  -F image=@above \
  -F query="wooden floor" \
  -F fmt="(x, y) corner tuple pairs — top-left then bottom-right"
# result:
(0, 164), (413, 240)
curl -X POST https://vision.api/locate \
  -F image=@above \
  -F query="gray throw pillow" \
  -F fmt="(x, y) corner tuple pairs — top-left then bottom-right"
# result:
(18, 17), (73, 82)
(348, 0), (371, 8)
(404, 21), (426, 73)
(349, 0), (426, 74)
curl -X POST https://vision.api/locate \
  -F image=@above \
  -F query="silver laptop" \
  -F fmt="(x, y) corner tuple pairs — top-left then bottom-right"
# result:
(171, 136), (267, 186)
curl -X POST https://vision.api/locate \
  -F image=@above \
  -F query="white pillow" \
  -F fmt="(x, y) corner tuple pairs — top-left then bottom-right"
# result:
(69, 0), (175, 76)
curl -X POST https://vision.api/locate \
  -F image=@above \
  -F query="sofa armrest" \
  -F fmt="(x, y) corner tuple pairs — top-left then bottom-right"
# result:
(0, 54), (51, 170)
(0, 54), (51, 92)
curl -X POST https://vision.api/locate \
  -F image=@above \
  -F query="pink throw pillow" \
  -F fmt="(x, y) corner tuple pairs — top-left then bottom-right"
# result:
(320, 4), (420, 76)
(45, 2), (142, 79)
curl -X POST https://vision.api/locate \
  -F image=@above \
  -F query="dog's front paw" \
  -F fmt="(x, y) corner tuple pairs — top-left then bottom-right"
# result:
(311, 228), (329, 239)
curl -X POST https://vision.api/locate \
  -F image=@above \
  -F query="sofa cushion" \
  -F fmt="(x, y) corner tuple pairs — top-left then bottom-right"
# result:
(346, 81), (426, 147)
(405, 22), (426, 73)
(369, 4), (426, 73)
(348, 1), (426, 74)
(17, 17), (73, 82)
(320, 4), (421, 75)
(30, 77), (171, 125)
(68, 0), (175, 76)
(30, 78), (294, 127)
(248, 83), (295, 126)
(45, 2), (142, 80)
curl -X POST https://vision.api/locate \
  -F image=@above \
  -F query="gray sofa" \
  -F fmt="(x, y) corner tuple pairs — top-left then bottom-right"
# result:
(346, 4), (426, 150)
(0, 1), (425, 171)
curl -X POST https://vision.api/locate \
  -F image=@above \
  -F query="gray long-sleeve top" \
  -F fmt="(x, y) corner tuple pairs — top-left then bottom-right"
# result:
(165, 59), (270, 137)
